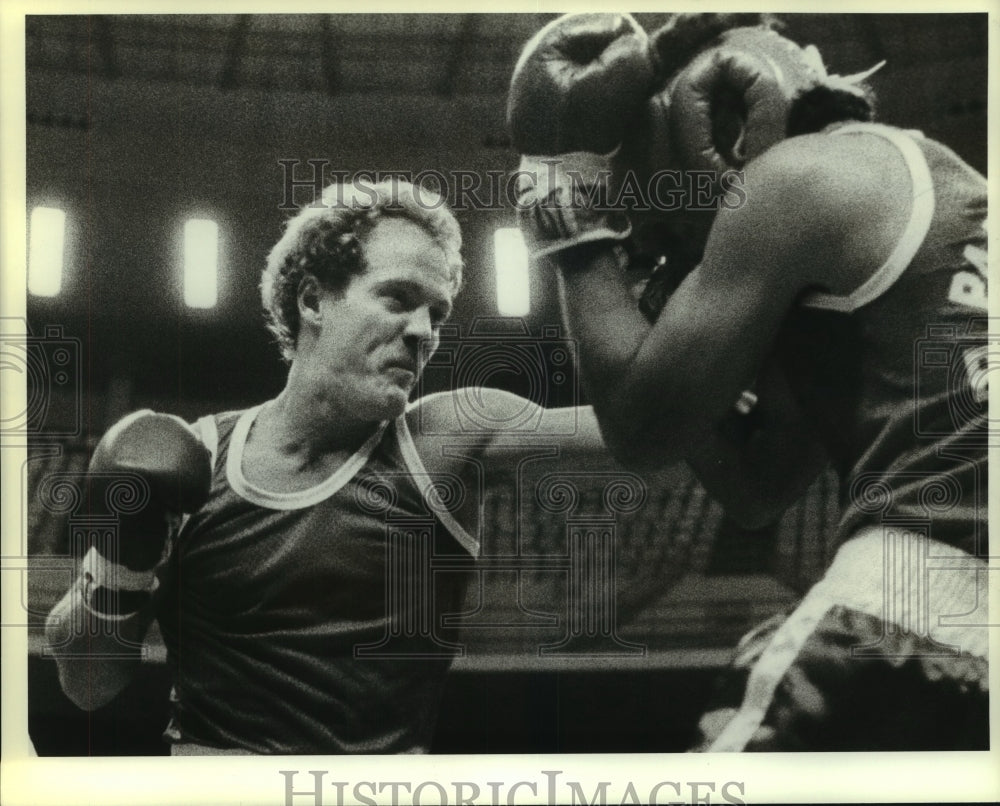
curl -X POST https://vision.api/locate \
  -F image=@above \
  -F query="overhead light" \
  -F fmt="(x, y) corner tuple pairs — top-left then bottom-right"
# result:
(183, 218), (219, 309)
(494, 227), (530, 317)
(28, 206), (66, 297)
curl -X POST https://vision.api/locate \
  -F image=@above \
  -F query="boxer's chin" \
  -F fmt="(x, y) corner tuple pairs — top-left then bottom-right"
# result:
(379, 387), (411, 419)
(349, 376), (412, 422)
(386, 378), (417, 415)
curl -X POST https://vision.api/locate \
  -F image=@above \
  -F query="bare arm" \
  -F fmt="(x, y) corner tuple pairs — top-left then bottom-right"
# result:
(551, 239), (823, 526)
(440, 378), (826, 528)
(555, 180), (819, 461)
(686, 358), (829, 527)
(548, 136), (896, 522)
(412, 388), (613, 459)
(43, 410), (210, 711)
(411, 388), (687, 620)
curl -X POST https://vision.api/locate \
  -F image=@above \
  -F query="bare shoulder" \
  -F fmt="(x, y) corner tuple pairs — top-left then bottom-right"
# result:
(406, 389), (598, 471)
(406, 391), (461, 439)
(406, 389), (535, 471)
(712, 129), (913, 291)
(407, 389), (541, 439)
(745, 130), (910, 215)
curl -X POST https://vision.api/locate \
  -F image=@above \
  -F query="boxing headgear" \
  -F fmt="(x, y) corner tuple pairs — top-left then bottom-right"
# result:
(652, 24), (883, 174)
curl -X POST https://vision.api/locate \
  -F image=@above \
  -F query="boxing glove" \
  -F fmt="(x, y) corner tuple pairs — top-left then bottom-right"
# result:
(623, 14), (879, 319)
(643, 14), (880, 176)
(507, 13), (657, 258)
(81, 410), (212, 618)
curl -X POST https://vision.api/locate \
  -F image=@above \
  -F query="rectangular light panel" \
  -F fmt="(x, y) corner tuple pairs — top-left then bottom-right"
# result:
(28, 206), (66, 297)
(494, 227), (530, 317)
(183, 218), (219, 309)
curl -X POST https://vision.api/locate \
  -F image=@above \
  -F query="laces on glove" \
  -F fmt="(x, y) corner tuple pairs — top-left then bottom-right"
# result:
(516, 148), (632, 260)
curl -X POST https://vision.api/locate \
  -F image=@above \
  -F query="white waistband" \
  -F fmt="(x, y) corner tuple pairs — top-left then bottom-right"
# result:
(706, 528), (989, 751)
(814, 528), (988, 659)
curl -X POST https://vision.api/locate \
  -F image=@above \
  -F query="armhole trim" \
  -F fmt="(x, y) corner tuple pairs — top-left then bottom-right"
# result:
(395, 413), (480, 557)
(801, 124), (935, 313)
(192, 415), (219, 472)
(176, 415), (219, 536)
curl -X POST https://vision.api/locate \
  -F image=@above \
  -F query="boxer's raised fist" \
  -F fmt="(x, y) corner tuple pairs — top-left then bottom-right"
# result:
(82, 410), (211, 616)
(507, 13), (656, 156)
(508, 14), (658, 259)
(89, 410), (211, 518)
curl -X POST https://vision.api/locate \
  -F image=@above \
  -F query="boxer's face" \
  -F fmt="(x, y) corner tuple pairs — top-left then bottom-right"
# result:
(308, 217), (455, 421)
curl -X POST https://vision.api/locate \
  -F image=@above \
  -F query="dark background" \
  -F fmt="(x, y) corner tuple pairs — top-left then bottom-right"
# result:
(25, 13), (988, 426)
(20, 13), (988, 755)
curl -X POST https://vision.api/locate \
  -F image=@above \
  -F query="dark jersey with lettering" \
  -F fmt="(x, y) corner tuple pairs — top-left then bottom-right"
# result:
(776, 123), (988, 557)
(156, 406), (477, 754)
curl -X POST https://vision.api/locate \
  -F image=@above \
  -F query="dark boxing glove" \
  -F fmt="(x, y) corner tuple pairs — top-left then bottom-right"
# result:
(643, 14), (882, 176)
(81, 410), (211, 619)
(507, 13), (658, 259)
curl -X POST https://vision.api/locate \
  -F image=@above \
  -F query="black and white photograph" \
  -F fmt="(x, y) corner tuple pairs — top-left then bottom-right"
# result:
(1, 2), (996, 805)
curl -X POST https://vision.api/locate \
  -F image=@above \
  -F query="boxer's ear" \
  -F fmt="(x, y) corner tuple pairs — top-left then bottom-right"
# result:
(297, 275), (323, 323)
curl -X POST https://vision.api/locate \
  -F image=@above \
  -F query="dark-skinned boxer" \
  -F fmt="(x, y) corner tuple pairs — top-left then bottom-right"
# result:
(509, 12), (988, 751)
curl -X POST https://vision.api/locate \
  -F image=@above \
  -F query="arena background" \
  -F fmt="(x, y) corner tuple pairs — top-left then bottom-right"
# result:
(20, 13), (987, 755)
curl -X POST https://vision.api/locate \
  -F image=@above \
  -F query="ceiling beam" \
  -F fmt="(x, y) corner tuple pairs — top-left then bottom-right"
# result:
(91, 16), (119, 79)
(435, 15), (477, 98)
(219, 16), (252, 91)
(318, 16), (340, 96)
